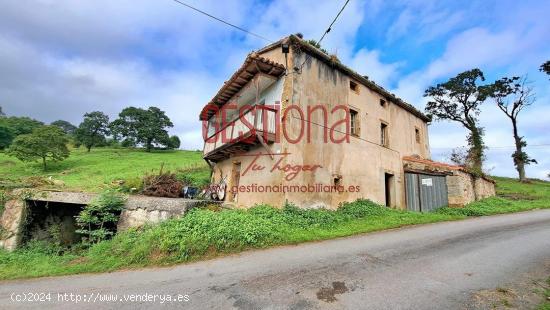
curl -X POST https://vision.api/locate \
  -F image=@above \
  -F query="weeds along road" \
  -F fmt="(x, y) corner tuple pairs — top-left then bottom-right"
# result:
(1, 209), (550, 310)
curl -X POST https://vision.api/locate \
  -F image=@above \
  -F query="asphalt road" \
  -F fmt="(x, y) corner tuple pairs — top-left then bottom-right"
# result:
(2, 209), (550, 310)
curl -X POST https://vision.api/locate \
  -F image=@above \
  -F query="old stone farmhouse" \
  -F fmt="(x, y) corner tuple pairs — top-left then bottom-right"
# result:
(200, 34), (495, 210)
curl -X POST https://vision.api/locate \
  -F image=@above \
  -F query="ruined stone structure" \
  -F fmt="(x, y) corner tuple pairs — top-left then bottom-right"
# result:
(0, 190), (209, 251)
(200, 35), (496, 210)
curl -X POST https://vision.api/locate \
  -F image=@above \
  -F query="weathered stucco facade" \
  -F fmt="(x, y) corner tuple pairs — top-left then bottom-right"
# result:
(201, 35), (495, 210)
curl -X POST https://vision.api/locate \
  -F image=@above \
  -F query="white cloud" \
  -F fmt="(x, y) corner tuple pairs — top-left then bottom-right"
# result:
(425, 28), (523, 79)
(386, 10), (413, 42)
(249, 0), (365, 54)
(0, 33), (220, 150)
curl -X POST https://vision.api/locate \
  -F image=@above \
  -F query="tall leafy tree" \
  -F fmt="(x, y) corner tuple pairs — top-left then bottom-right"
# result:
(75, 111), (110, 152)
(51, 120), (77, 135)
(0, 116), (44, 136)
(485, 76), (536, 182)
(167, 135), (181, 149)
(110, 107), (174, 152)
(7, 125), (70, 170)
(540, 61), (550, 77)
(0, 125), (14, 149)
(0, 106), (4, 116)
(424, 69), (489, 174)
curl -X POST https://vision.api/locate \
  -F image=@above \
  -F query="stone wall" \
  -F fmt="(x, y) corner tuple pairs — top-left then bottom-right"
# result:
(0, 199), (27, 251)
(447, 172), (476, 207)
(475, 176), (497, 200)
(446, 174), (471, 207)
(447, 171), (496, 207)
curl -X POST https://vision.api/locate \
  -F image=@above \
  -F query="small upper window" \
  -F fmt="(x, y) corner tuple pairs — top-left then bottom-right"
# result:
(350, 109), (359, 136)
(380, 98), (387, 107)
(349, 80), (359, 93)
(415, 128), (421, 143)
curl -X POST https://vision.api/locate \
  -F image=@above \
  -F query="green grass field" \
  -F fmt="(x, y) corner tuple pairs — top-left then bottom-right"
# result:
(0, 176), (548, 280)
(0, 147), (208, 192)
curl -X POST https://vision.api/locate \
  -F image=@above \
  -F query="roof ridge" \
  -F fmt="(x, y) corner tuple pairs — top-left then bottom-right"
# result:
(258, 34), (430, 122)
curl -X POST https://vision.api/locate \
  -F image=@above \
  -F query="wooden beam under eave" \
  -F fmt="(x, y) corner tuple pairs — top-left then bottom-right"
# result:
(236, 76), (248, 84)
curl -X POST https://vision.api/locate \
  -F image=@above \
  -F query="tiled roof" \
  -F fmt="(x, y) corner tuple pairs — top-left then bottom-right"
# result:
(257, 35), (431, 122)
(403, 156), (463, 171)
(403, 156), (496, 183)
(199, 53), (286, 121)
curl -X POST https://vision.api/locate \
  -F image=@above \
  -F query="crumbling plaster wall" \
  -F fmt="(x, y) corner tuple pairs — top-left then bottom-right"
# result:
(446, 172), (496, 207)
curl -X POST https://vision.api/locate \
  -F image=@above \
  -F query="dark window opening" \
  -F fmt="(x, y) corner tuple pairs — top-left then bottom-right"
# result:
(349, 80), (359, 93)
(384, 173), (394, 207)
(415, 128), (421, 143)
(380, 123), (388, 147)
(350, 109), (359, 136)
(334, 175), (342, 187)
(380, 99), (387, 107)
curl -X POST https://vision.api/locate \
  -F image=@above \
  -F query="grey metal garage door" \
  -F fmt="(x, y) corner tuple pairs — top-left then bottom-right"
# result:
(405, 173), (448, 212)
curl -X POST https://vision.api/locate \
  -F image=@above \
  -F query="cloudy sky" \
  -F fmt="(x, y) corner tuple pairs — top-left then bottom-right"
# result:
(1, 0), (549, 179)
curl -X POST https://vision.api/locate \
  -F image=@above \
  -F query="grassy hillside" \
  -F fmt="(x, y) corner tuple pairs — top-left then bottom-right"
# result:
(0, 147), (209, 192)
(0, 176), (548, 280)
(437, 176), (550, 216)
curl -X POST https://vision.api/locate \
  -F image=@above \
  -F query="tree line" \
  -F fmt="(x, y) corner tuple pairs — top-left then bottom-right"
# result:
(0, 106), (180, 170)
(423, 60), (549, 182)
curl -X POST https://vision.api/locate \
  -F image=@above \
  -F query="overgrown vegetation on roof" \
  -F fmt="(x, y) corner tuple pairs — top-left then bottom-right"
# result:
(306, 39), (328, 54)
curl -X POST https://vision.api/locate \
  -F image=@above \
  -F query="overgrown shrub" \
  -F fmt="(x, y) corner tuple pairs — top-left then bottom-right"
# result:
(119, 177), (143, 194)
(92, 199), (401, 265)
(75, 190), (126, 245)
(247, 200), (394, 230)
(338, 199), (392, 217)
(19, 240), (65, 256)
(280, 203), (344, 228)
(437, 197), (515, 216)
